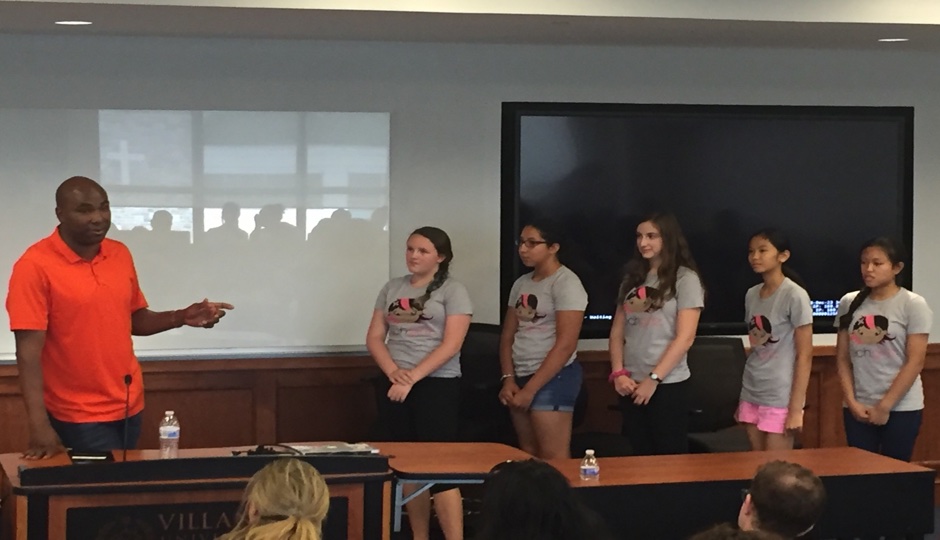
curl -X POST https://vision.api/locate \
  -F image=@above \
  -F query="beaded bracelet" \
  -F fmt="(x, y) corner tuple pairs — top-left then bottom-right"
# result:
(608, 368), (631, 383)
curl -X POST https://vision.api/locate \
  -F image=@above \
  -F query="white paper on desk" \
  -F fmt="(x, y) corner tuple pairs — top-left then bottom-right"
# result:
(290, 442), (379, 455)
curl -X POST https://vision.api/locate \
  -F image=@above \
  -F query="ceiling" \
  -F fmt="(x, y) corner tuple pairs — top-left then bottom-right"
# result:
(1, 1), (939, 51)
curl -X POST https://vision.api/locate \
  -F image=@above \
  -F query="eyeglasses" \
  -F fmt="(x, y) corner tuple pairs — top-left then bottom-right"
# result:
(740, 488), (750, 502)
(515, 239), (549, 249)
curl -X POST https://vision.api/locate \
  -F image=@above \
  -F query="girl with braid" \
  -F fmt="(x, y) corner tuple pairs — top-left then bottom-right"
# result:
(835, 237), (931, 461)
(366, 226), (472, 540)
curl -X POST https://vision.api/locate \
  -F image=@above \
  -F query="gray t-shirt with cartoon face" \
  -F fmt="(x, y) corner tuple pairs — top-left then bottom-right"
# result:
(620, 267), (705, 384)
(741, 278), (814, 408)
(508, 265), (588, 377)
(835, 288), (932, 411)
(375, 276), (473, 378)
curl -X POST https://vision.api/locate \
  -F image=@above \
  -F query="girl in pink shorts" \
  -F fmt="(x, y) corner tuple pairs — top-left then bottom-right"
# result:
(737, 229), (814, 450)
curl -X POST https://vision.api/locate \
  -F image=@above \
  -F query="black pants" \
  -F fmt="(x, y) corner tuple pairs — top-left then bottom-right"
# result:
(377, 377), (461, 494)
(620, 380), (689, 456)
(377, 377), (461, 443)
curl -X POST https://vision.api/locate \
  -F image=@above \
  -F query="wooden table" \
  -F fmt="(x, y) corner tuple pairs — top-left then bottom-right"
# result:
(369, 442), (533, 532)
(551, 447), (936, 539)
(0, 446), (391, 540)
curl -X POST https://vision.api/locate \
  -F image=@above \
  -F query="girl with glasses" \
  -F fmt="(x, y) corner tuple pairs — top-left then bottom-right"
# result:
(499, 219), (588, 459)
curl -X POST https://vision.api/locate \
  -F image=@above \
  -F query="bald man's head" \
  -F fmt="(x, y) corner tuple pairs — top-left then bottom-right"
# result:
(56, 176), (106, 209)
(55, 176), (112, 250)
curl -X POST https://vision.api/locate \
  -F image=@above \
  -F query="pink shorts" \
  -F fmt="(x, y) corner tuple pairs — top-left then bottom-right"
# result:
(735, 401), (789, 434)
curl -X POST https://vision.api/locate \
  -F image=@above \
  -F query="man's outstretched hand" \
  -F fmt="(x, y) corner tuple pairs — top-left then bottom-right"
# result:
(181, 299), (234, 328)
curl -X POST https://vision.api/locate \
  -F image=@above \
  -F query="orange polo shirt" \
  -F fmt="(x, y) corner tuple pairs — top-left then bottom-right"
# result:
(6, 229), (148, 423)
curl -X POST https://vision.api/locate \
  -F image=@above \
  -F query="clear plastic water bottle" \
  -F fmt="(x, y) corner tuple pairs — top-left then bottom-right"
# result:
(579, 449), (600, 481)
(158, 410), (180, 459)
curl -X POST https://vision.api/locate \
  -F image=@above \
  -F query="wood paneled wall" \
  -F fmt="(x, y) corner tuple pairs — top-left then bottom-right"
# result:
(575, 345), (940, 463)
(2, 346), (939, 465)
(0, 356), (382, 454)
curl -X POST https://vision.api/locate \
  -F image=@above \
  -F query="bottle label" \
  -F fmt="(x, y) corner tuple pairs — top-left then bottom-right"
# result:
(580, 465), (599, 478)
(159, 426), (180, 439)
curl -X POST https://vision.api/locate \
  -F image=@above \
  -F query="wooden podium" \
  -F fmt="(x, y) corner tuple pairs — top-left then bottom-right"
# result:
(0, 447), (391, 540)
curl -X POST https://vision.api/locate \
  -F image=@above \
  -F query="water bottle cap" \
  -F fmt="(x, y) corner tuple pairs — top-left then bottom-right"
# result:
(165, 410), (174, 416)
(586, 449), (595, 455)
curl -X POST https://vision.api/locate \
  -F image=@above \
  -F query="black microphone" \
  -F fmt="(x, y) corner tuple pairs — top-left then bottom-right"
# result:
(122, 374), (132, 462)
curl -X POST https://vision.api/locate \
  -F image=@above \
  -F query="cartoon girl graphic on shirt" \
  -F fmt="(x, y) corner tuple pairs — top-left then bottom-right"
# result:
(623, 286), (661, 314)
(515, 294), (545, 323)
(747, 315), (779, 347)
(387, 297), (432, 324)
(850, 314), (894, 345)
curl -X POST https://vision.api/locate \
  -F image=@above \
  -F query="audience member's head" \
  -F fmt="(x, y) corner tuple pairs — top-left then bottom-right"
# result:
(222, 202), (241, 224)
(370, 205), (389, 230)
(476, 459), (612, 540)
(257, 204), (285, 227)
(738, 460), (826, 538)
(150, 209), (173, 232)
(330, 208), (352, 221)
(221, 458), (330, 540)
(690, 523), (784, 540)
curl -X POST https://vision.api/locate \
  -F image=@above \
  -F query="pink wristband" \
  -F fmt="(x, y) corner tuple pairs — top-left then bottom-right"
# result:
(608, 369), (631, 383)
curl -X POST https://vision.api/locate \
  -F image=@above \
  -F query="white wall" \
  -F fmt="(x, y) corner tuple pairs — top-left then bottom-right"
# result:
(1, 34), (939, 343)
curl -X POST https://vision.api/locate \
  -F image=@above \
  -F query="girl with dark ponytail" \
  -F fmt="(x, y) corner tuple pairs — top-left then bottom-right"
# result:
(835, 237), (932, 461)
(366, 226), (472, 540)
(737, 228), (813, 451)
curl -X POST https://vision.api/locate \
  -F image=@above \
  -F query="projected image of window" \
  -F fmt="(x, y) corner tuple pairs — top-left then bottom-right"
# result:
(110, 207), (194, 240)
(99, 110), (193, 189)
(0, 108), (390, 359)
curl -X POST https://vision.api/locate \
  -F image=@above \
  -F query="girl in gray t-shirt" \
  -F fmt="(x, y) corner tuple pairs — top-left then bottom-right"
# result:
(609, 212), (704, 456)
(499, 220), (587, 460)
(365, 226), (472, 538)
(737, 229), (814, 452)
(835, 237), (932, 462)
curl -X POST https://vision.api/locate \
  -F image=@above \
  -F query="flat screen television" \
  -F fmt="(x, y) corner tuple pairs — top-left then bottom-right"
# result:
(500, 103), (913, 338)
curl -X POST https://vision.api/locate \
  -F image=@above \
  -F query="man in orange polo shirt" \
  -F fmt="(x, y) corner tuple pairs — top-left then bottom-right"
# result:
(6, 176), (234, 459)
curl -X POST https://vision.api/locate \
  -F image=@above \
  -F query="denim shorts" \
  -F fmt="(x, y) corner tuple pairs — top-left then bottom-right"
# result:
(515, 361), (582, 412)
